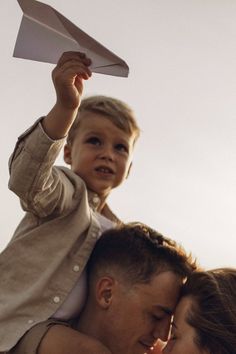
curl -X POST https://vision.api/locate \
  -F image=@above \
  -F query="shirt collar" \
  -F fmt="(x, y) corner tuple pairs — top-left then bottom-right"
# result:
(87, 190), (122, 225)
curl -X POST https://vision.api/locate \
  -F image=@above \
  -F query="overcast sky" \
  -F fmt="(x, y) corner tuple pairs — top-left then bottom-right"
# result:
(1, 0), (235, 268)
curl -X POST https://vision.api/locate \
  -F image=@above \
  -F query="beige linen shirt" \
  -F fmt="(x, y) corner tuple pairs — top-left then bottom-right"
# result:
(0, 121), (119, 351)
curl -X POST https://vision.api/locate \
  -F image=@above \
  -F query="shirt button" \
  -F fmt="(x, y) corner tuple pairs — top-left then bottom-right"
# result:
(73, 265), (80, 272)
(92, 196), (100, 204)
(28, 319), (34, 324)
(92, 232), (97, 239)
(53, 296), (61, 304)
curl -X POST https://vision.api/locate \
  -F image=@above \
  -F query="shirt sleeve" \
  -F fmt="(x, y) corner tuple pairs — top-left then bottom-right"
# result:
(8, 119), (77, 217)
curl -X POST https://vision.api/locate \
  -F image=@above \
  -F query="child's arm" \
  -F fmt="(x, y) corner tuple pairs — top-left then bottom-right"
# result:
(39, 325), (112, 354)
(8, 52), (92, 217)
(42, 51), (92, 140)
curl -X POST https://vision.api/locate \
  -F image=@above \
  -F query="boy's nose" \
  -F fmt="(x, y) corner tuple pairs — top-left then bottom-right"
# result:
(99, 146), (114, 161)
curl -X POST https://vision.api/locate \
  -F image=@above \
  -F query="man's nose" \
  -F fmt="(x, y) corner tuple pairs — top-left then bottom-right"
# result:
(152, 320), (170, 342)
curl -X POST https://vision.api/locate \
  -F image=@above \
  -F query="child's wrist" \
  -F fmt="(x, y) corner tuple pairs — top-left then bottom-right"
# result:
(43, 103), (78, 140)
(54, 101), (79, 116)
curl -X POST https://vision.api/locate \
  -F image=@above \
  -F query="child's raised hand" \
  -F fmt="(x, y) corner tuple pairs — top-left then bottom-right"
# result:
(42, 52), (92, 140)
(52, 51), (92, 110)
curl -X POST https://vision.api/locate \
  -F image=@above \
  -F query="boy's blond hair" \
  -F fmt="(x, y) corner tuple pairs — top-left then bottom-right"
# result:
(67, 95), (140, 145)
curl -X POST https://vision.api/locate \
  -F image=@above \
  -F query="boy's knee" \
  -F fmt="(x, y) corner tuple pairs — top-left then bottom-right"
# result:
(39, 325), (111, 354)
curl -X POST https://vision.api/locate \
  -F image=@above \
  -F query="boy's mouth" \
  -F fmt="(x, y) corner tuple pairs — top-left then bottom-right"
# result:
(95, 166), (114, 174)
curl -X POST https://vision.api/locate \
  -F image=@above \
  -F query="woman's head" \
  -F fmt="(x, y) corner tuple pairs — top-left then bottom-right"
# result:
(163, 268), (236, 354)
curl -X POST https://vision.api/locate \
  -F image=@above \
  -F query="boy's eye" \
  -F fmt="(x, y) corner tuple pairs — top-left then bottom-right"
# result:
(115, 143), (128, 153)
(86, 137), (101, 146)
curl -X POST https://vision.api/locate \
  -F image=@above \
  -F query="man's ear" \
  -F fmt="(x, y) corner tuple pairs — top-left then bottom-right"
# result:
(96, 276), (115, 309)
(64, 144), (72, 165)
(126, 162), (133, 179)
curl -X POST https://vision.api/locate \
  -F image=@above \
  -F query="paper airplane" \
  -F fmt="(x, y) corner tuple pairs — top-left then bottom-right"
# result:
(13, 0), (129, 77)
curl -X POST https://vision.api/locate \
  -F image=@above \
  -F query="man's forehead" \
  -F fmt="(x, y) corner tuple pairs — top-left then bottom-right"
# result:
(133, 271), (182, 311)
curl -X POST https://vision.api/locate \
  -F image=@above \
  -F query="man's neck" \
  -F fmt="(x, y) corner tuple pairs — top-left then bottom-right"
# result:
(76, 304), (101, 340)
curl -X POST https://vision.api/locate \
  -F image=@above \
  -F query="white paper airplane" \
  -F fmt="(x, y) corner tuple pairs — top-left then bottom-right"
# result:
(13, 0), (129, 77)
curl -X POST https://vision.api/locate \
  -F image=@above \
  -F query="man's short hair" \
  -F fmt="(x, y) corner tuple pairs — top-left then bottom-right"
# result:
(87, 223), (197, 286)
(67, 95), (140, 145)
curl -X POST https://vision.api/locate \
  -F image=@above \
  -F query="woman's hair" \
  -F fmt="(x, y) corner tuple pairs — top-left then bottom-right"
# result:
(181, 268), (236, 354)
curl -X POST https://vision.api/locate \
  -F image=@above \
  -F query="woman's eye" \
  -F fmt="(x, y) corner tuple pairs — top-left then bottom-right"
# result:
(170, 335), (177, 340)
(169, 331), (178, 341)
(86, 137), (101, 145)
(115, 144), (128, 153)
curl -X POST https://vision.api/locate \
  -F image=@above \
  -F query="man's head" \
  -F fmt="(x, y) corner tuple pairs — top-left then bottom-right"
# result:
(77, 223), (197, 354)
(64, 96), (140, 200)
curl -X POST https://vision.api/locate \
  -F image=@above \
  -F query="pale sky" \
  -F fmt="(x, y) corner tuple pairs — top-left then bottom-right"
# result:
(1, 0), (235, 268)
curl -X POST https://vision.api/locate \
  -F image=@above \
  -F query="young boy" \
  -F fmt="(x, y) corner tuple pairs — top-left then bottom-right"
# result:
(0, 51), (140, 354)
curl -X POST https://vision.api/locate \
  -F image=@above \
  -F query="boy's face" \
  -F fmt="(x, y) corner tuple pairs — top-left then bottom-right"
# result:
(64, 112), (136, 200)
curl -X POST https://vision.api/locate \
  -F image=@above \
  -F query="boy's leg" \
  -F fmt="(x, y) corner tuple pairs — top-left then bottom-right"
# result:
(9, 319), (111, 354)
(39, 325), (112, 354)
(9, 319), (69, 354)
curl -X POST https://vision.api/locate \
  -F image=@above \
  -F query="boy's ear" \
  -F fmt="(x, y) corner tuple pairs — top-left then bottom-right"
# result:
(96, 276), (115, 309)
(64, 144), (72, 165)
(126, 162), (133, 179)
